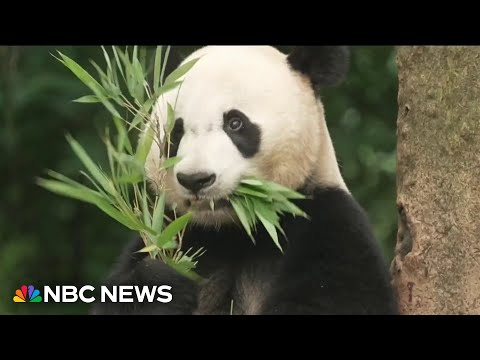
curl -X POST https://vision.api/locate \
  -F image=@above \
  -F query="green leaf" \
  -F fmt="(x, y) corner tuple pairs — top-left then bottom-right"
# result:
(133, 46), (138, 64)
(127, 80), (183, 133)
(240, 178), (264, 186)
(56, 51), (121, 119)
(101, 45), (113, 79)
(230, 197), (254, 241)
(89, 60), (110, 88)
(44, 170), (109, 200)
(141, 184), (151, 228)
(135, 125), (155, 166)
(238, 196), (257, 232)
(79, 170), (110, 198)
(129, 97), (155, 131)
(161, 255), (202, 283)
(132, 56), (145, 102)
(235, 185), (269, 198)
(112, 116), (133, 154)
(255, 209), (282, 252)
(274, 200), (309, 219)
(73, 95), (101, 103)
(116, 173), (143, 184)
(156, 212), (192, 248)
(243, 196), (257, 230)
(37, 179), (142, 231)
(262, 180), (306, 199)
(154, 80), (183, 98)
(139, 47), (147, 77)
(116, 47), (135, 98)
(113, 152), (142, 170)
(160, 46), (171, 85)
(152, 193), (166, 234)
(161, 240), (177, 250)
(254, 201), (280, 225)
(111, 46), (125, 81)
(162, 156), (181, 169)
(56, 51), (104, 94)
(153, 46), (163, 92)
(164, 58), (199, 86)
(166, 102), (176, 133)
(136, 244), (158, 253)
(38, 178), (98, 204)
(66, 134), (113, 194)
(239, 196), (256, 229)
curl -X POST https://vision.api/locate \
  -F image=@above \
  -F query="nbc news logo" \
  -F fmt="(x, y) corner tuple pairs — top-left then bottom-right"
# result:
(13, 284), (172, 303)
(13, 285), (42, 303)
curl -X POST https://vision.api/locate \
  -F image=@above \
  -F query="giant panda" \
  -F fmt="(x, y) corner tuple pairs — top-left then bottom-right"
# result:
(91, 46), (399, 315)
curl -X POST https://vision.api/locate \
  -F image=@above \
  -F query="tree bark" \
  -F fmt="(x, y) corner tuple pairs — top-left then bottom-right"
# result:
(392, 46), (480, 315)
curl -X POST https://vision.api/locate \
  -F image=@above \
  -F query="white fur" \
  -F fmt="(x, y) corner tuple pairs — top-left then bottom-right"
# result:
(145, 46), (347, 226)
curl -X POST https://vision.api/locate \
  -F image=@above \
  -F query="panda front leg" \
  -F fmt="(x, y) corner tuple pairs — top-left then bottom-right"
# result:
(90, 237), (198, 315)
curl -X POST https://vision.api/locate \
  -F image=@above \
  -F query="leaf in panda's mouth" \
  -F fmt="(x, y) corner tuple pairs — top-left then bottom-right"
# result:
(230, 177), (309, 252)
(186, 197), (230, 211)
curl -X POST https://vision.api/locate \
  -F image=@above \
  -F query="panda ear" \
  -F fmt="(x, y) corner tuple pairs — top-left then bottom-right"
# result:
(286, 46), (350, 89)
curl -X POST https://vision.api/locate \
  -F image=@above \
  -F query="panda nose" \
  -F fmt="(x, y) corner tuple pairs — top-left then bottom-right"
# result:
(176, 172), (217, 193)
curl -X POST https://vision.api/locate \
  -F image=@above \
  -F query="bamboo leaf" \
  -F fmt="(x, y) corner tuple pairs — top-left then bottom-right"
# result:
(132, 56), (145, 102)
(129, 97), (155, 131)
(261, 180), (306, 199)
(160, 46), (170, 85)
(112, 116), (133, 154)
(235, 185), (269, 198)
(56, 52), (122, 119)
(255, 209), (282, 252)
(162, 156), (181, 169)
(166, 102), (176, 133)
(152, 193), (166, 234)
(73, 95), (101, 103)
(116, 173), (143, 184)
(66, 134), (113, 194)
(153, 46), (163, 92)
(161, 240), (178, 250)
(136, 244), (158, 253)
(135, 125), (155, 166)
(240, 178), (263, 186)
(164, 58), (199, 86)
(111, 46), (125, 81)
(101, 46), (113, 79)
(156, 212), (192, 248)
(230, 197), (254, 241)
(142, 183), (151, 228)
(37, 179), (141, 231)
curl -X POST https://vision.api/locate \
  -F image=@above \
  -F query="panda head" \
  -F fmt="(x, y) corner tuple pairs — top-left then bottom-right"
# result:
(145, 46), (350, 226)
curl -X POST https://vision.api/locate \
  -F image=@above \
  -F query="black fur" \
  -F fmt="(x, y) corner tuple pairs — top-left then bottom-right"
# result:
(223, 109), (261, 158)
(166, 118), (184, 158)
(287, 46), (350, 89)
(91, 186), (399, 315)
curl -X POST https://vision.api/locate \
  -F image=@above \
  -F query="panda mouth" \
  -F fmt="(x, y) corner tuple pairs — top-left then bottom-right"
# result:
(185, 198), (231, 211)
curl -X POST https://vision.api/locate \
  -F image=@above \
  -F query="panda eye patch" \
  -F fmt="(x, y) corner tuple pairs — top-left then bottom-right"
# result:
(166, 118), (184, 158)
(223, 109), (261, 158)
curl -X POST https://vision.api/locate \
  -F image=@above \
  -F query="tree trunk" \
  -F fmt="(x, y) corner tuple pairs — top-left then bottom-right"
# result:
(392, 46), (480, 315)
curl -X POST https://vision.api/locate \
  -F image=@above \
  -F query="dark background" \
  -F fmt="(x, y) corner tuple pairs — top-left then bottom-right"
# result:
(0, 46), (398, 314)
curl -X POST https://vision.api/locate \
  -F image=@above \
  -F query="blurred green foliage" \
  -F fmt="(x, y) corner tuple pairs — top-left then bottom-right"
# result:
(0, 46), (398, 314)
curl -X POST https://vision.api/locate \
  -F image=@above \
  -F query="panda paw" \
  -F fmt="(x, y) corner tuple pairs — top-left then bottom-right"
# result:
(90, 238), (199, 315)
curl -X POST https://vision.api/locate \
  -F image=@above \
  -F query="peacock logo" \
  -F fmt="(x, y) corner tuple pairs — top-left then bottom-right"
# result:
(13, 285), (42, 303)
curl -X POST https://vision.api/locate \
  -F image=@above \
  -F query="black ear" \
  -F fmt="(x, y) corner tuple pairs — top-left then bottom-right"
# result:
(287, 46), (350, 89)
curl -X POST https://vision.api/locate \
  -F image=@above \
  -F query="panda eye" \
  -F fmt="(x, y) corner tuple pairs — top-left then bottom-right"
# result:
(228, 117), (243, 131)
